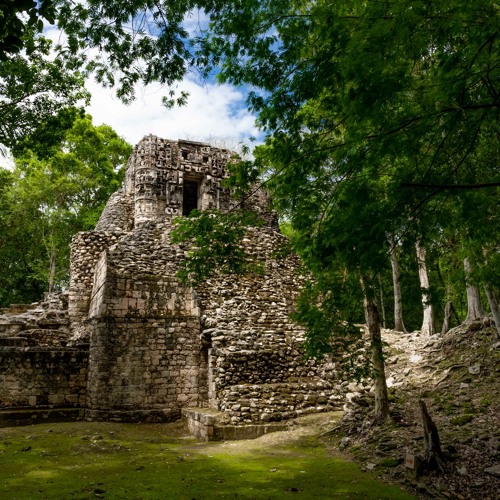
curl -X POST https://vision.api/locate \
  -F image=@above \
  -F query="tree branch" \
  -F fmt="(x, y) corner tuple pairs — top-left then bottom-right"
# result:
(401, 182), (500, 190)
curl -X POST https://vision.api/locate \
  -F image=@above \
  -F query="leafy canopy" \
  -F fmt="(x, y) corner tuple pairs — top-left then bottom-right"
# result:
(0, 111), (132, 305)
(0, 0), (56, 57)
(0, 35), (89, 150)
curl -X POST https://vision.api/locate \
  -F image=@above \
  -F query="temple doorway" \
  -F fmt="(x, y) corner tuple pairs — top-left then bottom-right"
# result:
(183, 180), (199, 215)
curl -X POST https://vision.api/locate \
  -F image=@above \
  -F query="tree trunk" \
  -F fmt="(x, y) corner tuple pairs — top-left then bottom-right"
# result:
(48, 248), (56, 293)
(419, 400), (445, 473)
(464, 257), (485, 322)
(441, 285), (459, 335)
(415, 240), (436, 336)
(484, 283), (500, 339)
(378, 274), (386, 329)
(441, 300), (452, 335)
(389, 236), (406, 333)
(362, 285), (390, 422)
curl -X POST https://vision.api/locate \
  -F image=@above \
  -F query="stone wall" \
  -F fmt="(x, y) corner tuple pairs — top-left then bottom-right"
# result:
(85, 316), (204, 422)
(83, 223), (206, 421)
(195, 227), (342, 423)
(68, 231), (121, 335)
(218, 381), (342, 423)
(0, 348), (87, 408)
(0, 293), (87, 420)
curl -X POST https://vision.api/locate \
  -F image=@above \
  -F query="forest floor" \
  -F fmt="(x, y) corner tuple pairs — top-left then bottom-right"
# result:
(0, 324), (498, 499)
(326, 323), (500, 499)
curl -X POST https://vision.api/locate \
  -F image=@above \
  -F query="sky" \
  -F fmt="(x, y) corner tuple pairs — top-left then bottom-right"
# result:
(0, 8), (262, 169)
(85, 74), (261, 149)
(79, 8), (261, 150)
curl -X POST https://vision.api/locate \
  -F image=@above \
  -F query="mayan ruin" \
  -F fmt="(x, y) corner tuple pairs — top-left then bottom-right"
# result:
(0, 135), (341, 439)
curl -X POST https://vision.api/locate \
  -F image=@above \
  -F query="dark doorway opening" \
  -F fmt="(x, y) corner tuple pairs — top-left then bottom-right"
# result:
(183, 180), (199, 215)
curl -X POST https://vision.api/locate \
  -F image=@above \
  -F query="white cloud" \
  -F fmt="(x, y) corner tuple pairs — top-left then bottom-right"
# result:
(44, 16), (263, 151)
(85, 75), (260, 149)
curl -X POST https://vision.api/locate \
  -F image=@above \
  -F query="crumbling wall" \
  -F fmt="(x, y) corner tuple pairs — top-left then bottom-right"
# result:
(0, 293), (88, 417)
(94, 190), (134, 233)
(68, 231), (122, 336)
(0, 135), (343, 430)
(196, 227), (341, 423)
(0, 293), (70, 339)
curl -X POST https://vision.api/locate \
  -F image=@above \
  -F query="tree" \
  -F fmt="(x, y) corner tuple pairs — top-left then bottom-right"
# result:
(195, 0), (497, 414)
(9, 2), (496, 174)
(0, 35), (88, 150)
(170, 209), (263, 285)
(0, 0), (55, 57)
(463, 257), (485, 323)
(54, 1), (195, 105)
(0, 167), (47, 306)
(415, 240), (437, 336)
(484, 284), (500, 340)
(388, 235), (407, 333)
(167, 0), (498, 418)
(0, 111), (132, 304)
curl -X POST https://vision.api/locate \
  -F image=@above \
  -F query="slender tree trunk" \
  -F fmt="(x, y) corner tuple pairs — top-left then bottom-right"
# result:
(484, 283), (500, 339)
(48, 248), (56, 293)
(441, 299), (452, 335)
(378, 274), (386, 329)
(416, 240), (436, 336)
(464, 257), (485, 322)
(441, 285), (456, 335)
(388, 236), (406, 333)
(361, 278), (390, 422)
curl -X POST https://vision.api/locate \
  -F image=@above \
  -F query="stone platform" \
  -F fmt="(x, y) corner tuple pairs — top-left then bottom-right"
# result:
(182, 407), (289, 441)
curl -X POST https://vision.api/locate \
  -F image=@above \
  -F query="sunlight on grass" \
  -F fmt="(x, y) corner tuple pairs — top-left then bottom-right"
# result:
(25, 469), (59, 479)
(0, 420), (415, 499)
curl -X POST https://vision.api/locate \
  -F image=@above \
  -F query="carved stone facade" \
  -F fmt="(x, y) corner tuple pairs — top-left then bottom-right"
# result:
(0, 136), (342, 433)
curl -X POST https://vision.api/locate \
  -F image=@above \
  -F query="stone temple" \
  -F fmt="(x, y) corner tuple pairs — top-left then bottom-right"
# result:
(0, 136), (341, 439)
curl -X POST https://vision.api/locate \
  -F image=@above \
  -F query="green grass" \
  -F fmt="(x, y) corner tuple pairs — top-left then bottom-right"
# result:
(450, 414), (474, 426)
(0, 421), (415, 499)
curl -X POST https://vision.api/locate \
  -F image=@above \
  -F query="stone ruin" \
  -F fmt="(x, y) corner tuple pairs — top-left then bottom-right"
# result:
(0, 135), (342, 439)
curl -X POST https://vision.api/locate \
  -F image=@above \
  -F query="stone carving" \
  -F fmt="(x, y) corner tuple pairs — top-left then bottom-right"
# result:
(0, 136), (342, 433)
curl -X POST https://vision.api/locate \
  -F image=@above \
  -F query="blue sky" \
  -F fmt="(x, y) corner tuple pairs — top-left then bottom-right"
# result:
(0, 7), (262, 170)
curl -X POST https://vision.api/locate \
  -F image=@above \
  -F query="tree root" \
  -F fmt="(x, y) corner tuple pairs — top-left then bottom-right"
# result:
(434, 364), (465, 387)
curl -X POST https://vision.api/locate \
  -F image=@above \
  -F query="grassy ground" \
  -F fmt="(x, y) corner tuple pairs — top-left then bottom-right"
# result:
(0, 414), (415, 499)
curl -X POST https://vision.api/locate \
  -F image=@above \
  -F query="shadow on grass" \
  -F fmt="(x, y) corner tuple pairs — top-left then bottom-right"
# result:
(0, 421), (415, 499)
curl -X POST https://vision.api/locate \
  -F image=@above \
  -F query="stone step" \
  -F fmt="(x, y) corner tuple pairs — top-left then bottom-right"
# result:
(0, 337), (29, 347)
(182, 407), (288, 441)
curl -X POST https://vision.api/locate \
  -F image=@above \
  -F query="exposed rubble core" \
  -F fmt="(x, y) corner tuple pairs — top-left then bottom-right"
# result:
(0, 136), (341, 434)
